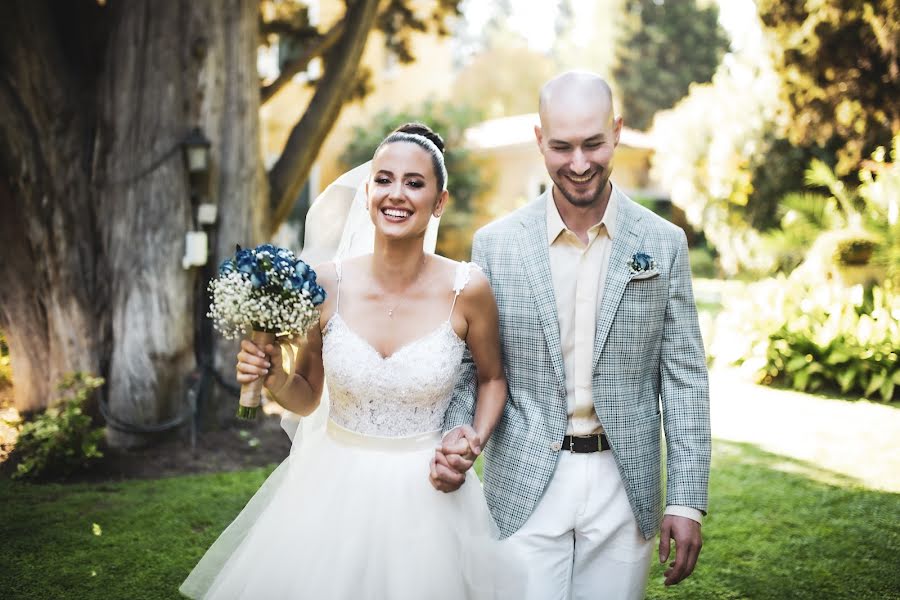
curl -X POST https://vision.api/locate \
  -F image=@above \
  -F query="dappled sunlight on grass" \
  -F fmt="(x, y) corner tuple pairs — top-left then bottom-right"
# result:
(647, 440), (900, 599)
(715, 439), (863, 490)
(709, 366), (900, 493)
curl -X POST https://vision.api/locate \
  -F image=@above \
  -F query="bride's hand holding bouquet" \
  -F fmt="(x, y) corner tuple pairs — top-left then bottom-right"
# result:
(208, 243), (326, 419)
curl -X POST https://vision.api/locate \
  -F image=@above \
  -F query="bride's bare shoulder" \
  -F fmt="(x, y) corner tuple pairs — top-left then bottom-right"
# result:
(431, 256), (490, 300)
(312, 261), (337, 287)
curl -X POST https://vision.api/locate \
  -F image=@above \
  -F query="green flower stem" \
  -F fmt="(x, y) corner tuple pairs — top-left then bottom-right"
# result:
(235, 405), (258, 420)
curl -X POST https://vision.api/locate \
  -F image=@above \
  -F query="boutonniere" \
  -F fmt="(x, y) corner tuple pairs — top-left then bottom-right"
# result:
(627, 252), (659, 280)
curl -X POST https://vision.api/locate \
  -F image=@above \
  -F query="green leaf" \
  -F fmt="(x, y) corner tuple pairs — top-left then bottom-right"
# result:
(865, 372), (886, 398)
(793, 368), (811, 391)
(837, 367), (857, 392)
(880, 379), (895, 402)
(786, 354), (810, 373)
(825, 349), (852, 365)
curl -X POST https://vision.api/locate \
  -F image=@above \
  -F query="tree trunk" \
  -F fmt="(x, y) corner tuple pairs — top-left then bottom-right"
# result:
(0, 0), (262, 447)
(0, 1), (107, 414)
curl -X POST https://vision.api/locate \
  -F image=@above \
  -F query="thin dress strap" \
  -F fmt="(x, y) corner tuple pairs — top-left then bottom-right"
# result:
(334, 259), (343, 314)
(448, 262), (479, 319)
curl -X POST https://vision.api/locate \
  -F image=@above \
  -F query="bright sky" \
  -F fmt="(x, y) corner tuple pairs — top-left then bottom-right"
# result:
(461, 0), (759, 54)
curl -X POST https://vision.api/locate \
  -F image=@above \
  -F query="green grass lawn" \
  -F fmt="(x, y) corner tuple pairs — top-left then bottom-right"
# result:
(2, 440), (899, 599)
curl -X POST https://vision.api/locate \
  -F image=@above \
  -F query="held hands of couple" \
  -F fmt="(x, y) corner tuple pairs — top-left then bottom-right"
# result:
(429, 425), (482, 493)
(236, 337), (301, 398)
(658, 514), (703, 586)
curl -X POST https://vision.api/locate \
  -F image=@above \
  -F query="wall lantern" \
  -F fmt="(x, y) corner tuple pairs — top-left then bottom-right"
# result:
(182, 126), (212, 174)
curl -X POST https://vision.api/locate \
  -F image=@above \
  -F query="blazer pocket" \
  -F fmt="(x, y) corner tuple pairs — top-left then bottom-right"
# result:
(629, 269), (660, 281)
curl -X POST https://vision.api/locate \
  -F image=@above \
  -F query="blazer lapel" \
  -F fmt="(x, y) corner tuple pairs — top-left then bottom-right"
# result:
(593, 189), (645, 368)
(517, 194), (566, 390)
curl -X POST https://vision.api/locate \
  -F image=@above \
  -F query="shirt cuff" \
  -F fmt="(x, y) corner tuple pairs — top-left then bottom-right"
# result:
(664, 506), (703, 524)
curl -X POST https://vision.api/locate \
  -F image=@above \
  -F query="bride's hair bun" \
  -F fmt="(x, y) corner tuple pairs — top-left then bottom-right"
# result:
(393, 122), (445, 154)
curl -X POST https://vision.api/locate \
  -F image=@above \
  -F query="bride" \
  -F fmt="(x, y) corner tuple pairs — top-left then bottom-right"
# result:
(180, 124), (516, 599)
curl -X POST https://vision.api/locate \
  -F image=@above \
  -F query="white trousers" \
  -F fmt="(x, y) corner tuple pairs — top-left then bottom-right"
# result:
(502, 449), (654, 600)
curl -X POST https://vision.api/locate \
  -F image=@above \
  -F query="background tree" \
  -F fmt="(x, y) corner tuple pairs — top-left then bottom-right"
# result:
(653, 1), (900, 276)
(0, 0), (460, 447)
(612, 0), (729, 130)
(650, 24), (785, 275)
(340, 101), (486, 260)
(452, 34), (558, 118)
(552, 0), (623, 79)
(756, 0), (900, 175)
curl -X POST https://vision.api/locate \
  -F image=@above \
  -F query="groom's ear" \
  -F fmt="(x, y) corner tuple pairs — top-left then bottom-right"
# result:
(534, 125), (544, 150)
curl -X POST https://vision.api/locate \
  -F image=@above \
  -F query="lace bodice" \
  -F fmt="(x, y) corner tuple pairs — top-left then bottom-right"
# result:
(321, 262), (476, 437)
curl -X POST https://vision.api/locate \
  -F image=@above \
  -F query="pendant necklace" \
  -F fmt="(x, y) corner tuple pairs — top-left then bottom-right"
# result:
(381, 256), (426, 318)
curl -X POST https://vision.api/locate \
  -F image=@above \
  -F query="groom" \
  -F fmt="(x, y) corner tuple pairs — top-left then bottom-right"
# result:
(434, 71), (710, 599)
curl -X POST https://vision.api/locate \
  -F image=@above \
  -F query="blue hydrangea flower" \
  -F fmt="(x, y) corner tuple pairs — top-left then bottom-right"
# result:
(255, 243), (277, 257)
(250, 270), (268, 288)
(273, 255), (293, 273)
(218, 259), (236, 276)
(235, 248), (256, 274)
(629, 252), (655, 272)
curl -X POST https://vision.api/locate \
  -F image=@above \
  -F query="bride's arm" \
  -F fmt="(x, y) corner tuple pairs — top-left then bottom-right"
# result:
(260, 325), (325, 417)
(460, 269), (507, 447)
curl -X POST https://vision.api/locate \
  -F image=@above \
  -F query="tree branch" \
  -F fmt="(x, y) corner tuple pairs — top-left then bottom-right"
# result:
(260, 20), (316, 38)
(260, 20), (345, 105)
(267, 0), (380, 231)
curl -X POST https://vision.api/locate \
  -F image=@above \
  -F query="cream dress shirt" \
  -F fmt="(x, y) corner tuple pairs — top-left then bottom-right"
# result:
(546, 189), (702, 524)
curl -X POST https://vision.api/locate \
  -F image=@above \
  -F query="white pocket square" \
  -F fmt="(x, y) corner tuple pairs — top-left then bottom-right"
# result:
(630, 269), (660, 280)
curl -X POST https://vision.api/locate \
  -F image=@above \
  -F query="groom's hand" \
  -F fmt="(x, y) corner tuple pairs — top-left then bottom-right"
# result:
(659, 515), (703, 586)
(429, 426), (482, 493)
(442, 425), (482, 463)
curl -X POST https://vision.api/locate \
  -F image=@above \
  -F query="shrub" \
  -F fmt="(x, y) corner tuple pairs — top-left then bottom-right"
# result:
(13, 373), (106, 480)
(689, 245), (718, 278)
(712, 278), (900, 402)
(833, 237), (876, 266)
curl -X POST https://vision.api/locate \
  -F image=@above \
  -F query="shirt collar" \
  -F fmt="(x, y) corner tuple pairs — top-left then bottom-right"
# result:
(545, 185), (619, 246)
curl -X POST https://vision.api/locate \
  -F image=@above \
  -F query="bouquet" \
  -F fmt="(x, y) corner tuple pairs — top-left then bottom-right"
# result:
(208, 243), (326, 419)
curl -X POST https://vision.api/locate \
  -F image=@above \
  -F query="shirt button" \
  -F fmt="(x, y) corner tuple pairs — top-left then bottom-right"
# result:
(550, 441), (561, 452)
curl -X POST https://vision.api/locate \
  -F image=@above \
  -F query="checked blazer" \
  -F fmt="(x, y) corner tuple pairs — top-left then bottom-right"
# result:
(445, 187), (711, 540)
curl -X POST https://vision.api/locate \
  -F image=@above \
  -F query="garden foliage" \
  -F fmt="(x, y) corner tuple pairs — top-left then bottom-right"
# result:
(714, 278), (899, 402)
(13, 373), (105, 479)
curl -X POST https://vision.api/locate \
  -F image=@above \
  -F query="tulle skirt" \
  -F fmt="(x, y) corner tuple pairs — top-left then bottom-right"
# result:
(180, 420), (520, 599)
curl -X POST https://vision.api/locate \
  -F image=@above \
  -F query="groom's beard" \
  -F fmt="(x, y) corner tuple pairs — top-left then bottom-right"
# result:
(552, 168), (611, 208)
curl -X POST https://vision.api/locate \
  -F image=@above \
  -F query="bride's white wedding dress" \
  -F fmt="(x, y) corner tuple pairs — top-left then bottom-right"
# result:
(180, 261), (517, 599)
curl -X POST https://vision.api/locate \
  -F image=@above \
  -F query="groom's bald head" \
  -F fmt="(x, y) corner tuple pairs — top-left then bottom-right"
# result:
(538, 71), (616, 128)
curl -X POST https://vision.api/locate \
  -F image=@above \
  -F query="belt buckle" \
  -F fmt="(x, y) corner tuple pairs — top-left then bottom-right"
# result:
(571, 435), (596, 453)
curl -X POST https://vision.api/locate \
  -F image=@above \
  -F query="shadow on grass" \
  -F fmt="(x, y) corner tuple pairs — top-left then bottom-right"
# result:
(647, 440), (900, 600)
(1, 441), (898, 599)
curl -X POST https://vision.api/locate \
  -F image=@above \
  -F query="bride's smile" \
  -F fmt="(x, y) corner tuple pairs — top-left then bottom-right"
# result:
(382, 207), (413, 220)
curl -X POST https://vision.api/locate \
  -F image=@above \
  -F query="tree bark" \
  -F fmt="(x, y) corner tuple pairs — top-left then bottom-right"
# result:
(0, 0), (261, 446)
(0, 1), (107, 413)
